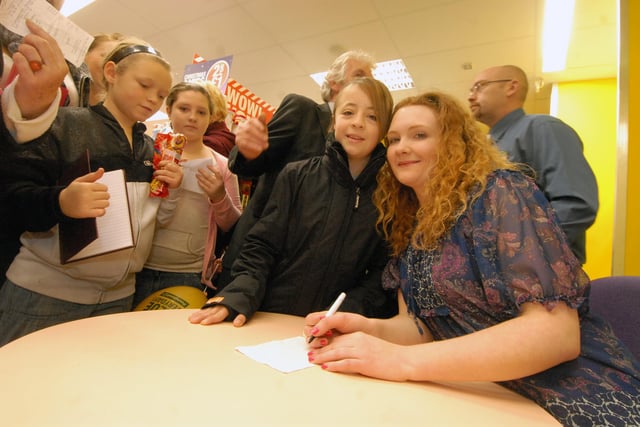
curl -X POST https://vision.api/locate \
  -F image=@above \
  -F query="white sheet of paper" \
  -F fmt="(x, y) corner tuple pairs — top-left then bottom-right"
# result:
(236, 336), (315, 373)
(182, 158), (213, 194)
(0, 0), (93, 66)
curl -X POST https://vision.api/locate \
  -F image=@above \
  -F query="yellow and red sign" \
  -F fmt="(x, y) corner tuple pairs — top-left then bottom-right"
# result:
(224, 78), (275, 124)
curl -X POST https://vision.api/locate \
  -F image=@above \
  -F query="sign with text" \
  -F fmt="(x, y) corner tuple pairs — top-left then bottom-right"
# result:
(225, 78), (275, 124)
(183, 55), (233, 92)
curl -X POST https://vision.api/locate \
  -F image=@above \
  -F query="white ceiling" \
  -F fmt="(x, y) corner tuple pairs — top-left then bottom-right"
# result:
(68, 0), (617, 110)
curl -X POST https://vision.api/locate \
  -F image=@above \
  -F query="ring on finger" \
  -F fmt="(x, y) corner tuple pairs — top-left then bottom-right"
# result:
(29, 60), (43, 71)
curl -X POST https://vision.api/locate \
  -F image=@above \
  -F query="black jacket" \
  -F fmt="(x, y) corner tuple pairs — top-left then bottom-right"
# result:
(218, 94), (333, 287)
(228, 93), (332, 216)
(216, 140), (396, 319)
(2, 104), (153, 232)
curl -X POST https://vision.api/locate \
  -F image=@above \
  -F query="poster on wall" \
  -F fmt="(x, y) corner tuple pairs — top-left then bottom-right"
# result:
(183, 55), (233, 92)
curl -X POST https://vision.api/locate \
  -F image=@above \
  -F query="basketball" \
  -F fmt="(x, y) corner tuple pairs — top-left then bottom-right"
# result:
(134, 286), (207, 311)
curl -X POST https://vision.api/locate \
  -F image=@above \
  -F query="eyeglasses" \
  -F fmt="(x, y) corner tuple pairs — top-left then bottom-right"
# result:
(468, 79), (512, 95)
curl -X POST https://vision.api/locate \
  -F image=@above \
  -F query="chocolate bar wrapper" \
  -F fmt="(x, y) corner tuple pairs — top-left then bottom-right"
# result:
(149, 132), (186, 198)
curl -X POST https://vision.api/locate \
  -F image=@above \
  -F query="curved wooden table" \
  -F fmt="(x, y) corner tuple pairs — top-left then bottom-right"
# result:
(0, 310), (559, 426)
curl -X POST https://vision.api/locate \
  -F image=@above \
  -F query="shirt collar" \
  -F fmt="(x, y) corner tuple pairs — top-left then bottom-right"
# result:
(490, 108), (525, 142)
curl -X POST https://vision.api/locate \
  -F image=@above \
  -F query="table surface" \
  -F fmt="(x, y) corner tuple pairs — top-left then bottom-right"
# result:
(0, 309), (559, 427)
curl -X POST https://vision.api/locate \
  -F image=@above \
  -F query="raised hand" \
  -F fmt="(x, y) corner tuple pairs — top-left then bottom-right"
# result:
(234, 113), (268, 161)
(12, 19), (68, 119)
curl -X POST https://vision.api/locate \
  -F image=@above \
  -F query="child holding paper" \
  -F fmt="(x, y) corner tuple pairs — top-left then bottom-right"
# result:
(133, 82), (242, 308)
(0, 40), (181, 346)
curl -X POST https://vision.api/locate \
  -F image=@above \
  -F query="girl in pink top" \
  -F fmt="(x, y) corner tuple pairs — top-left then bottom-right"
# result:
(134, 82), (242, 308)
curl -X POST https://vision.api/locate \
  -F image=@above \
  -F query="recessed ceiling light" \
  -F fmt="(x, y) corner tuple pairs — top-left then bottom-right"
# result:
(542, 0), (575, 72)
(60, 0), (95, 17)
(310, 58), (414, 92)
(373, 59), (414, 91)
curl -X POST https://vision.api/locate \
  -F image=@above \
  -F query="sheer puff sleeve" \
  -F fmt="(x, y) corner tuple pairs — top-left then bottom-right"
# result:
(463, 170), (589, 316)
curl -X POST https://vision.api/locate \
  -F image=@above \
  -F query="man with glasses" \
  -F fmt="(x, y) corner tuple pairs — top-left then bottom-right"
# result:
(468, 65), (598, 264)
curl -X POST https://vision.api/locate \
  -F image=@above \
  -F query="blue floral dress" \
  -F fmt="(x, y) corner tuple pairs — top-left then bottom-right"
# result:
(383, 170), (640, 426)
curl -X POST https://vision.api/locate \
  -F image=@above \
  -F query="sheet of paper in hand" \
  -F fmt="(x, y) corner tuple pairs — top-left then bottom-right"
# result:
(0, 0), (93, 67)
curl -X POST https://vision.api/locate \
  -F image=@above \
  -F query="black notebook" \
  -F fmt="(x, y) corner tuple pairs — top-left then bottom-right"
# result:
(59, 153), (134, 264)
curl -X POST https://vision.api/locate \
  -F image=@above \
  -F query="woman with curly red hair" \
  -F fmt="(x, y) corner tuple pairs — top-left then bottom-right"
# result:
(305, 91), (640, 426)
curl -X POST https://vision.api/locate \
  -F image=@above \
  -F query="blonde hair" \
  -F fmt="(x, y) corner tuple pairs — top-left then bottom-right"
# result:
(203, 81), (229, 123)
(103, 40), (170, 91)
(88, 32), (126, 53)
(374, 91), (515, 256)
(165, 82), (214, 117)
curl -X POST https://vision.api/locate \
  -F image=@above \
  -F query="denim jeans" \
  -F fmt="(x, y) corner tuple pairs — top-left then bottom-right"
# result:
(133, 268), (204, 309)
(0, 279), (133, 347)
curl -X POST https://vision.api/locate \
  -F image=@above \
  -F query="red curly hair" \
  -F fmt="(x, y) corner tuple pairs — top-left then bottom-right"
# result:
(374, 91), (515, 257)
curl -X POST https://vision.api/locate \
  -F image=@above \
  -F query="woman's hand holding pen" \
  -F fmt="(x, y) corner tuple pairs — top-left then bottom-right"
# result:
(304, 305), (418, 381)
(305, 292), (433, 381)
(304, 310), (367, 347)
(307, 325), (414, 382)
(306, 292), (346, 344)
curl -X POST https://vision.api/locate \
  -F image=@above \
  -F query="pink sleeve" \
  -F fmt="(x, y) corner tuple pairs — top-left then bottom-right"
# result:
(202, 151), (243, 289)
(209, 151), (242, 232)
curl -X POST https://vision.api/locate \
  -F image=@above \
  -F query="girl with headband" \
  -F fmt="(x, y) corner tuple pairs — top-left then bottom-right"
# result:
(0, 40), (182, 346)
